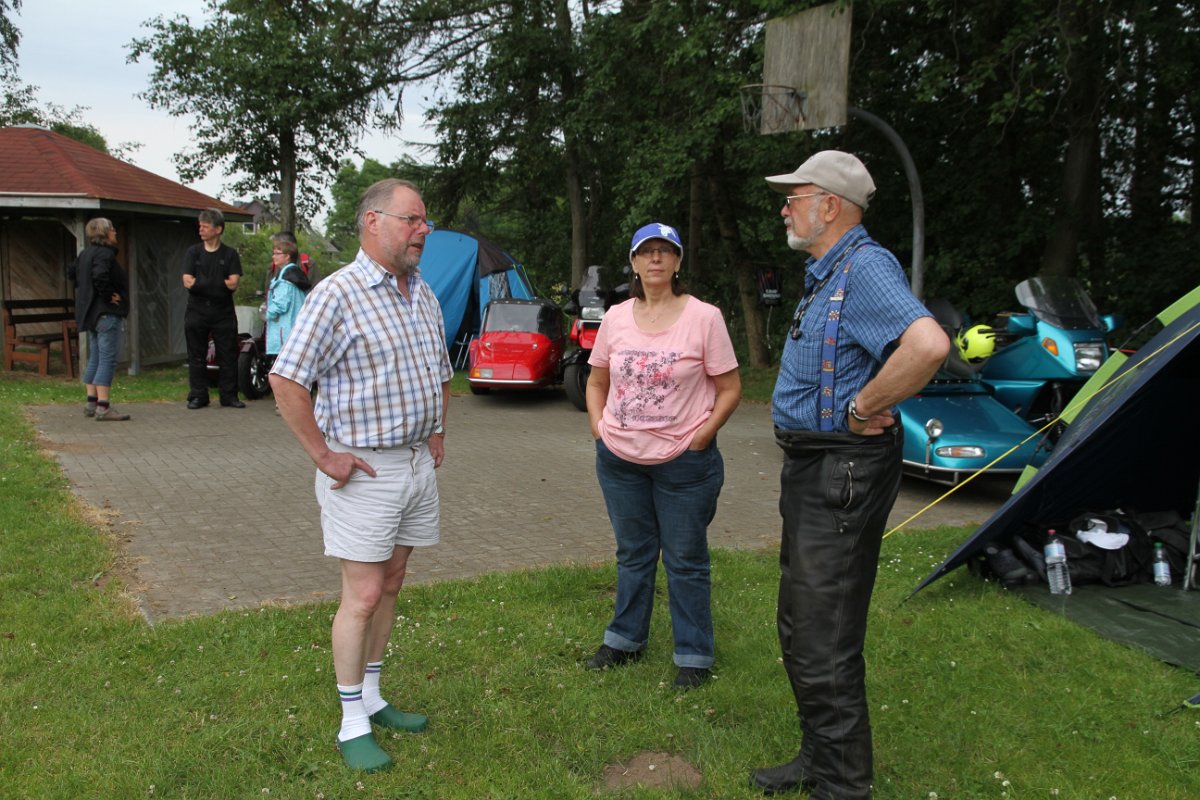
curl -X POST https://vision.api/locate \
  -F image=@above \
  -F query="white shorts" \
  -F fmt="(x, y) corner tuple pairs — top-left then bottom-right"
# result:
(316, 439), (440, 562)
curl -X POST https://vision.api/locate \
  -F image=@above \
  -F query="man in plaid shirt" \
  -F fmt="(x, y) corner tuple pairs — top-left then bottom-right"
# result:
(271, 178), (451, 773)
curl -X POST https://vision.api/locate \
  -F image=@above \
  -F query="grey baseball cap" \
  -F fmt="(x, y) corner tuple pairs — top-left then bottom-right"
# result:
(765, 150), (877, 210)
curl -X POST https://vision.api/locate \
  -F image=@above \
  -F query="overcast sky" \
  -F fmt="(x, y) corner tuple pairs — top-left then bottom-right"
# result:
(13, 0), (435, 223)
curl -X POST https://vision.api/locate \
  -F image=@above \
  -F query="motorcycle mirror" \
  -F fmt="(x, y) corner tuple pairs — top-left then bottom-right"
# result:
(1102, 313), (1123, 333)
(563, 299), (580, 315)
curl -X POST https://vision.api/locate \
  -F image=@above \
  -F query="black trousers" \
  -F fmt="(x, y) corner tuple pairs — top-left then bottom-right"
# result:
(774, 426), (903, 800)
(184, 300), (239, 404)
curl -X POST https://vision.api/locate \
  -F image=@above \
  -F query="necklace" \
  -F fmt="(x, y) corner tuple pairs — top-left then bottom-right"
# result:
(639, 300), (669, 324)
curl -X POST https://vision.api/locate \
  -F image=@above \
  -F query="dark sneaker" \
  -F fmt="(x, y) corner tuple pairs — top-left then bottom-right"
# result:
(585, 644), (642, 670)
(95, 406), (130, 421)
(187, 398), (208, 410)
(673, 667), (711, 689)
(84, 402), (96, 417)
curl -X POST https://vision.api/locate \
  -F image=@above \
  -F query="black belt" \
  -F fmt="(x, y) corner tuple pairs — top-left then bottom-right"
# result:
(774, 426), (898, 454)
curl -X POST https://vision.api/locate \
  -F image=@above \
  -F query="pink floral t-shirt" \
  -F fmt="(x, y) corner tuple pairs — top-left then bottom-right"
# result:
(589, 296), (739, 464)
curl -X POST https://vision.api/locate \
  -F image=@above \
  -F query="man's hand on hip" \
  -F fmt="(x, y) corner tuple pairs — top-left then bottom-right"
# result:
(318, 450), (377, 489)
(848, 407), (895, 436)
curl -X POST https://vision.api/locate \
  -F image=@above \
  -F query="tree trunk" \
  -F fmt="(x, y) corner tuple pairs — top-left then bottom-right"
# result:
(554, 0), (589, 288)
(687, 166), (704, 284)
(1039, 0), (1104, 278)
(706, 167), (769, 368)
(565, 148), (589, 289)
(279, 126), (298, 233)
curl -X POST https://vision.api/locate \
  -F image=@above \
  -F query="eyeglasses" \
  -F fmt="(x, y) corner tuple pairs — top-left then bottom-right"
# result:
(373, 210), (434, 231)
(634, 246), (678, 258)
(784, 192), (828, 208)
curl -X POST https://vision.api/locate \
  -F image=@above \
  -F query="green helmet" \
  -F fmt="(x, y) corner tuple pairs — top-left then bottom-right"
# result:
(957, 324), (996, 363)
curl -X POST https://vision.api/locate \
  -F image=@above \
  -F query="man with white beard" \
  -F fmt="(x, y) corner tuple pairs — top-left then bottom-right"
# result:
(750, 151), (949, 798)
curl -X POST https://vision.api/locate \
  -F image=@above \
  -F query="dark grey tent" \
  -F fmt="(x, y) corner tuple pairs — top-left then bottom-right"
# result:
(912, 286), (1200, 668)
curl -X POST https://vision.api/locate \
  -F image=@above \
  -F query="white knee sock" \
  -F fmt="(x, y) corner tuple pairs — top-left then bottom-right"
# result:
(362, 660), (387, 715)
(337, 682), (371, 741)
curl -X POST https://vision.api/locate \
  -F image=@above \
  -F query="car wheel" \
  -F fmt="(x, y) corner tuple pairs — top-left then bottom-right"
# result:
(564, 362), (589, 412)
(238, 350), (269, 399)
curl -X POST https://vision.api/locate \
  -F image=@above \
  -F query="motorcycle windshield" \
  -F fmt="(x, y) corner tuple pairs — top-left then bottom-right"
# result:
(1014, 276), (1103, 330)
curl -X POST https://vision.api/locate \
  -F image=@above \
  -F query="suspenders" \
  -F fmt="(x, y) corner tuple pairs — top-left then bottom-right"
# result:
(799, 235), (869, 432)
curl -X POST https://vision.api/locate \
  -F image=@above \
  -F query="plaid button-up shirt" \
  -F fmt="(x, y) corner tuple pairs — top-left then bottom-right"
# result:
(271, 250), (453, 448)
(772, 225), (929, 432)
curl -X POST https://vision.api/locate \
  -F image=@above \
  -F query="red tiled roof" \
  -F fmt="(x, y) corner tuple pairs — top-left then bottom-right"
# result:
(0, 126), (246, 216)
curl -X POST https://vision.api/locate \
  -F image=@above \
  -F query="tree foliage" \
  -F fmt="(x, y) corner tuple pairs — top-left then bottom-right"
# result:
(325, 0), (1199, 360)
(0, 75), (114, 153)
(129, 0), (412, 232)
(0, 0), (19, 80)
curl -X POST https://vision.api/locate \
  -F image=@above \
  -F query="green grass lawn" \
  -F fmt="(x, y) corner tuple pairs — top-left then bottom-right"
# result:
(1, 368), (1198, 799)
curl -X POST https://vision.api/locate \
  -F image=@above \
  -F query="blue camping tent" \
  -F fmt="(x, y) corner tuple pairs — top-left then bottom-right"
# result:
(418, 229), (534, 351)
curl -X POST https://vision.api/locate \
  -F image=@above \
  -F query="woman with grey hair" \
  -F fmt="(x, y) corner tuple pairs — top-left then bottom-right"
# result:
(68, 217), (131, 420)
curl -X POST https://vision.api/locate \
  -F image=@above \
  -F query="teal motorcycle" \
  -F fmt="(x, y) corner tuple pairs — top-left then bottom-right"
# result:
(899, 298), (1045, 485)
(976, 276), (1122, 432)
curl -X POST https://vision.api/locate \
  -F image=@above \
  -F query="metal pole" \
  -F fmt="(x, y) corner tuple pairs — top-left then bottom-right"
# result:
(847, 106), (925, 300)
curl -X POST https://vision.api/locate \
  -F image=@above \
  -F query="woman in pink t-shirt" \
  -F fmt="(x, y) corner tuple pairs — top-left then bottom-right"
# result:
(583, 222), (741, 689)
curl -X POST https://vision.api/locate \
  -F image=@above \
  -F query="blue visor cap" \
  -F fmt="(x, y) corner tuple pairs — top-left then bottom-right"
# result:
(629, 222), (684, 261)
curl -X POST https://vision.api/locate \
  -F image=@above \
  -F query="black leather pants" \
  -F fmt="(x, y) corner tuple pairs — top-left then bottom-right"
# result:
(774, 426), (903, 799)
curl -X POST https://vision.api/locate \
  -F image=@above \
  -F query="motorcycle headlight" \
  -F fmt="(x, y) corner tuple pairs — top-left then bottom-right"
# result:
(924, 418), (944, 439)
(1074, 342), (1104, 372)
(935, 445), (986, 459)
(581, 307), (606, 321)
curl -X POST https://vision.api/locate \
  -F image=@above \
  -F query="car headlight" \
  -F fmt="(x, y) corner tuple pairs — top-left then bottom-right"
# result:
(924, 418), (944, 439)
(581, 307), (606, 320)
(1074, 341), (1104, 372)
(934, 445), (986, 459)
(471, 368), (493, 378)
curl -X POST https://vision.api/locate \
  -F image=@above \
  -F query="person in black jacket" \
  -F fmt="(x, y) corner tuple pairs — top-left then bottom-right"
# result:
(68, 217), (131, 421)
(182, 208), (244, 409)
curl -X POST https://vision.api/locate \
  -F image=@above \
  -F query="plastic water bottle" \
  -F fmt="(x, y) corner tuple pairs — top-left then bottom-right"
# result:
(1044, 529), (1072, 595)
(1153, 543), (1172, 587)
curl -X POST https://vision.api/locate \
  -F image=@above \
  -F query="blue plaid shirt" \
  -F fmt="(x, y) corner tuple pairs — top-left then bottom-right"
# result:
(270, 250), (453, 448)
(772, 225), (929, 432)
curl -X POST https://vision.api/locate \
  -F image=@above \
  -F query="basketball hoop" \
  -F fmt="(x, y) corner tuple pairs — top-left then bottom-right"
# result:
(739, 84), (807, 135)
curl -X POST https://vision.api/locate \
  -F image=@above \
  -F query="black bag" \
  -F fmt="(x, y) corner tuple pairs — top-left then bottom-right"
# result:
(1013, 513), (1152, 587)
(1123, 510), (1191, 579)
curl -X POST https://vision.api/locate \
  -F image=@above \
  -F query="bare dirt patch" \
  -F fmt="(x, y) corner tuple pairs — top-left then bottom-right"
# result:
(600, 750), (702, 792)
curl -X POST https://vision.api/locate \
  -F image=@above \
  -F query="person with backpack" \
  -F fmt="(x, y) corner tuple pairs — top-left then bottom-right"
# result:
(265, 237), (309, 413)
(263, 231), (314, 298)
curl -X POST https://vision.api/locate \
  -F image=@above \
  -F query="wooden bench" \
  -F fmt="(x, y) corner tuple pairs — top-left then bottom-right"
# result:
(2, 299), (78, 378)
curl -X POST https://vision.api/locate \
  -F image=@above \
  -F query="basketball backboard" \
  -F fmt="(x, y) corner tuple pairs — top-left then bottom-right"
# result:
(752, 2), (852, 134)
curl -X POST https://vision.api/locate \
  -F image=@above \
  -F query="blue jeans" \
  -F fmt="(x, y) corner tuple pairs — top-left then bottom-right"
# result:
(83, 314), (123, 387)
(595, 439), (724, 668)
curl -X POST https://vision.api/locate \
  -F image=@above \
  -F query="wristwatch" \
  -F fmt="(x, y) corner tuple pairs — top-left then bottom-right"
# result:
(432, 424), (445, 436)
(848, 398), (871, 423)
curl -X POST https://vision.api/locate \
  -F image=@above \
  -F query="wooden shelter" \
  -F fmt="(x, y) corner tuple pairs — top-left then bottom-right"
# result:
(0, 125), (251, 374)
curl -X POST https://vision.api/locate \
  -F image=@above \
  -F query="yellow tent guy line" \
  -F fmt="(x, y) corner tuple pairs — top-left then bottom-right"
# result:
(883, 319), (1200, 539)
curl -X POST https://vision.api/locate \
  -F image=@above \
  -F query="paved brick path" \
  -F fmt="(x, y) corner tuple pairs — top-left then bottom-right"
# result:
(30, 393), (1011, 622)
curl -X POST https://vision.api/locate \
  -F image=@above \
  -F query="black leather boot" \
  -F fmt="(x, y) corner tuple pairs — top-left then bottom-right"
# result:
(750, 748), (814, 794)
